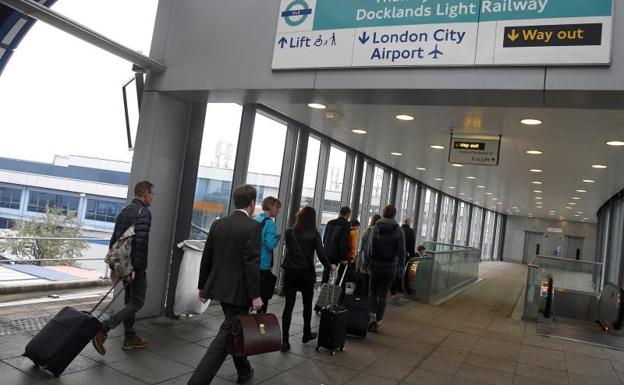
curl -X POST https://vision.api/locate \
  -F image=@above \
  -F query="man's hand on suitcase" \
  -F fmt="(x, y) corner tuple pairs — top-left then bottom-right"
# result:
(251, 297), (264, 310)
(330, 264), (338, 271)
(109, 270), (119, 284)
(198, 290), (208, 304)
(126, 271), (136, 282)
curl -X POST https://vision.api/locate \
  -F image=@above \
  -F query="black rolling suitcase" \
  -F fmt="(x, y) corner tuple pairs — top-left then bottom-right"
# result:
(343, 294), (370, 337)
(316, 304), (347, 356)
(24, 281), (126, 377)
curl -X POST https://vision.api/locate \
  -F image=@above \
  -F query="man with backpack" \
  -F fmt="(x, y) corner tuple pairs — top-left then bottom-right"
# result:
(363, 205), (406, 332)
(321, 206), (351, 285)
(253, 196), (281, 313)
(92, 181), (154, 354)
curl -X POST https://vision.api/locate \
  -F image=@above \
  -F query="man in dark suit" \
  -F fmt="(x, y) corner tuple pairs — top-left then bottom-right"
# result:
(321, 206), (351, 284)
(188, 185), (263, 385)
(402, 217), (416, 259)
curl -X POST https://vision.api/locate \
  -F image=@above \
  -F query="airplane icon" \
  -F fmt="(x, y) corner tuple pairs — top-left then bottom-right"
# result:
(428, 44), (443, 59)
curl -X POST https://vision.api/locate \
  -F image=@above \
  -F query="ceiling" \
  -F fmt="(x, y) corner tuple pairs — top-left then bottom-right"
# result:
(265, 101), (624, 223)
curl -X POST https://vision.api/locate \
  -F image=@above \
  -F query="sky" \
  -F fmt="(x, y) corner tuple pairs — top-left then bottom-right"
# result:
(0, 0), (158, 164)
(0, 0), (344, 178)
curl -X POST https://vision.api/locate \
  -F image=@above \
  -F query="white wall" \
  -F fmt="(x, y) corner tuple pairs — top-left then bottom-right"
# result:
(503, 216), (597, 263)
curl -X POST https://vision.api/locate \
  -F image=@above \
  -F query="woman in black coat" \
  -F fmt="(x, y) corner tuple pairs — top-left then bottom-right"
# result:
(280, 207), (335, 352)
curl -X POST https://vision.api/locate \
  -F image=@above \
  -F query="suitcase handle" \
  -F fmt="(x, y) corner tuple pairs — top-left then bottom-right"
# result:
(336, 264), (348, 287)
(89, 280), (130, 318)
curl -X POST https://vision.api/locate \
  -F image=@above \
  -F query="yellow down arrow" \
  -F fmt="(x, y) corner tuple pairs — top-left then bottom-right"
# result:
(507, 29), (519, 42)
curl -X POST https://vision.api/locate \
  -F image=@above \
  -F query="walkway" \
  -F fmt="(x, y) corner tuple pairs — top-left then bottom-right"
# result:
(1, 262), (623, 385)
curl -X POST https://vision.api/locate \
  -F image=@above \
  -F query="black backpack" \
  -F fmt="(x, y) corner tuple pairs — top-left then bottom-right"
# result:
(372, 222), (399, 263)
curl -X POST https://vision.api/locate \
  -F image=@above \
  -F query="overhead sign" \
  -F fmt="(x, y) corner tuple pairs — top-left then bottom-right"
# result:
(547, 227), (563, 233)
(448, 134), (501, 166)
(272, 0), (613, 69)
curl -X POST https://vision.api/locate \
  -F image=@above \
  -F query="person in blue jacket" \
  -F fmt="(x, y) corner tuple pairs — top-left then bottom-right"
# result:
(254, 196), (281, 313)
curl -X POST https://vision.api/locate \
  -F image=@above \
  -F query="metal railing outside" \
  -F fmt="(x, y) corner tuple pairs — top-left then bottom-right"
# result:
(0, 236), (111, 283)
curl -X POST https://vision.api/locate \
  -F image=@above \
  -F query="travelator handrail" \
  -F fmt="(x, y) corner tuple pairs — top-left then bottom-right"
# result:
(532, 254), (603, 266)
(0, 236), (109, 241)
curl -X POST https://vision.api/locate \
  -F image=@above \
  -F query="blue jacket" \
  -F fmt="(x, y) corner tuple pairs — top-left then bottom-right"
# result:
(254, 212), (280, 270)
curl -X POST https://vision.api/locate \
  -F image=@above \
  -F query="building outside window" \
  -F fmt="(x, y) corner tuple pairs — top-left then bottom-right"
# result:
(454, 202), (470, 245)
(369, 166), (385, 219)
(0, 217), (15, 229)
(481, 210), (496, 259)
(85, 199), (125, 223)
(0, 186), (22, 210)
(419, 188), (438, 242)
(321, 147), (346, 226)
(492, 214), (503, 260)
(27, 190), (79, 214)
(437, 195), (455, 244)
(469, 206), (484, 248)
(300, 136), (321, 208)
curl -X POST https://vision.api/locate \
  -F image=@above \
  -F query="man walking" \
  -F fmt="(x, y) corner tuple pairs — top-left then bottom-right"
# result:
(322, 206), (351, 284)
(402, 217), (416, 260)
(254, 196), (281, 313)
(188, 185), (263, 385)
(363, 205), (406, 332)
(92, 181), (154, 354)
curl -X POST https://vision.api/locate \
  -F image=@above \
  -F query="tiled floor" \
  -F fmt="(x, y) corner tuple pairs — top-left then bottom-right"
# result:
(1, 261), (624, 385)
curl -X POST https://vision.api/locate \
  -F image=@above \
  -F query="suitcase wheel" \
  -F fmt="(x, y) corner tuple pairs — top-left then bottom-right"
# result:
(315, 346), (320, 352)
(340, 346), (345, 352)
(330, 350), (336, 356)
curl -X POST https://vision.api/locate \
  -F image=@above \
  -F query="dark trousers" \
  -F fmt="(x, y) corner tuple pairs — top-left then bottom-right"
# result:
(188, 303), (251, 385)
(369, 269), (396, 322)
(281, 269), (315, 341)
(103, 270), (146, 338)
(259, 270), (276, 314)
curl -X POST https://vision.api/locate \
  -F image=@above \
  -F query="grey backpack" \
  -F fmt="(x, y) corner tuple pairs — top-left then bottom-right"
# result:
(105, 208), (142, 278)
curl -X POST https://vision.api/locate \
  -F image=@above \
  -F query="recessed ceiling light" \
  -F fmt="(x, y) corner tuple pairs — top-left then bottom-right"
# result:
(577, 211), (583, 214)
(533, 190), (543, 193)
(559, 217), (565, 220)
(521, 119), (542, 125)
(532, 181), (543, 185)
(512, 207), (518, 209)
(417, 167), (427, 171)
(582, 179), (595, 183)
(430, 145), (445, 150)
(449, 186), (456, 189)
(475, 202), (481, 205)
(607, 141), (624, 146)
(308, 103), (327, 109)
(497, 202), (503, 205)
(396, 114), (415, 121)
(583, 217), (589, 220)
(435, 178), (443, 181)
(566, 207), (573, 209)
(459, 192), (465, 195)
(492, 198), (498, 200)
(352, 129), (367, 134)
(466, 176), (476, 180)
(526, 150), (543, 155)
(390, 152), (403, 156)
(535, 197), (543, 200)
(568, 202), (576, 206)
(452, 163), (464, 167)
(477, 185), (485, 189)
(572, 197), (581, 200)
(592, 164), (607, 169)
(574, 214), (580, 217)
(485, 192), (492, 195)
(529, 169), (543, 173)
(528, 214), (534, 217)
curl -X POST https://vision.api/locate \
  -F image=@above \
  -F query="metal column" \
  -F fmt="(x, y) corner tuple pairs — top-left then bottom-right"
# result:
(287, 128), (309, 225)
(341, 151), (355, 208)
(313, 140), (331, 229)
(350, 156), (364, 220)
(359, 162), (375, 230)
(466, 205), (474, 247)
(228, 104), (256, 214)
(433, 193), (442, 242)
(379, 169), (391, 209)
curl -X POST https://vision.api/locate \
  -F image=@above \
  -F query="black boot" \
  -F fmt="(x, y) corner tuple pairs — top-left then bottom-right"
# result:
(281, 338), (291, 352)
(302, 331), (317, 343)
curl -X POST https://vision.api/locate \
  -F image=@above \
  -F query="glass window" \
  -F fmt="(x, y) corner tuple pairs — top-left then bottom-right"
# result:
(454, 202), (470, 245)
(438, 195), (456, 244)
(419, 188), (438, 242)
(481, 211), (496, 259)
(246, 112), (287, 214)
(0, 186), (22, 210)
(300, 137), (321, 208)
(469, 206), (484, 248)
(85, 199), (125, 223)
(369, 166), (385, 219)
(27, 190), (79, 214)
(0, 217), (15, 229)
(399, 180), (412, 224)
(321, 147), (346, 227)
(192, 103), (242, 239)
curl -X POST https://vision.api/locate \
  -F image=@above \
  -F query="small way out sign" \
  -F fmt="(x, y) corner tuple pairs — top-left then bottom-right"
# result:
(504, 23), (602, 47)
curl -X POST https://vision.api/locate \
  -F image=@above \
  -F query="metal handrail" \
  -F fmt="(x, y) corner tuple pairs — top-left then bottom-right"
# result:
(0, 258), (104, 263)
(534, 255), (603, 266)
(191, 223), (209, 236)
(0, 237), (108, 241)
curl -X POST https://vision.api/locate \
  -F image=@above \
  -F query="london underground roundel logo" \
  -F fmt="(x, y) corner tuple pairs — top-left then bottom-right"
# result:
(281, 0), (313, 27)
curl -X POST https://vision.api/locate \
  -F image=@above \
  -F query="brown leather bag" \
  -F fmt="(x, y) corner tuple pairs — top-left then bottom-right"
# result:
(227, 313), (281, 357)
